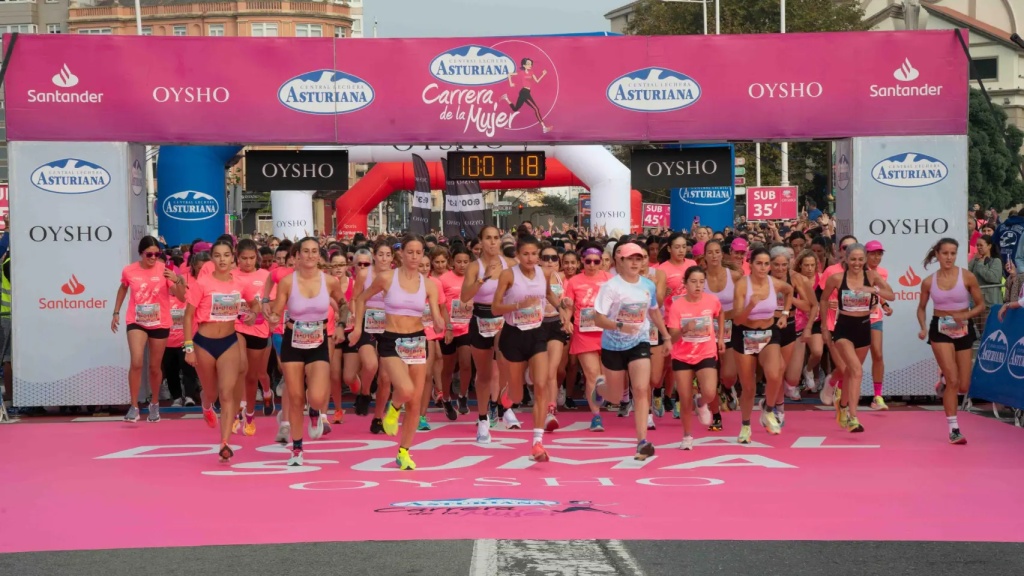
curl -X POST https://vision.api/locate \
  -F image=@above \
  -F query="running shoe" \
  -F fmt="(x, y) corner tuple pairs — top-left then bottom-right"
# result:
(171, 398), (183, 408)
(871, 396), (889, 411)
(488, 402), (499, 426)
(433, 391), (444, 409)
(396, 448), (416, 471)
(737, 424), (752, 444)
(530, 442), (550, 462)
(275, 422), (291, 444)
(635, 440), (655, 461)
(458, 396), (470, 415)
(590, 377), (605, 407)
(617, 400), (633, 418)
(836, 405), (849, 429)
(697, 401), (712, 427)
(320, 414), (332, 435)
(785, 385), (802, 402)
(218, 443), (233, 462)
(802, 368), (817, 392)
(418, 416), (430, 431)
(647, 413), (656, 430)
(203, 406), (218, 428)
(232, 413), (243, 434)
(680, 435), (694, 451)
(477, 419), (491, 444)
(590, 414), (604, 432)
(443, 400), (458, 421)
(287, 449), (303, 467)
(370, 417), (384, 435)
(672, 402), (680, 419)
(709, 412), (723, 432)
(124, 405), (140, 423)
(184, 397), (196, 407)
(760, 404), (781, 435)
(949, 428), (967, 445)
(504, 408), (522, 430)
(936, 375), (946, 395)
(332, 409), (344, 424)
(819, 375), (836, 406)
(776, 407), (785, 428)
(262, 387), (275, 416)
(382, 402), (401, 436)
(243, 414), (256, 437)
(499, 386), (513, 409)
(847, 415), (864, 433)
(309, 410), (325, 439)
(147, 403), (160, 423)
(545, 405), (560, 432)
(556, 387), (566, 409)
(652, 396), (665, 418)
(563, 396), (576, 410)
(727, 387), (739, 411)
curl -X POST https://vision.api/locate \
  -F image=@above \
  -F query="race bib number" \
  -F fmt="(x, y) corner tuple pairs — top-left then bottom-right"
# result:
(342, 308), (354, 332)
(171, 308), (185, 331)
(291, 320), (325, 349)
(714, 318), (733, 343)
(579, 308), (601, 333)
(742, 329), (772, 355)
(680, 316), (712, 343)
(477, 315), (504, 338)
(938, 316), (968, 339)
(450, 300), (473, 325)
(421, 304), (433, 330)
(776, 291), (786, 312)
(364, 308), (386, 334)
(870, 305), (884, 323)
(135, 303), (160, 327)
(512, 305), (543, 330)
(615, 302), (648, 325)
(396, 336), (427, 365)
(841, 290), (871, 313)
(210, 292), (240, 322)
(648, 324), (659, 346)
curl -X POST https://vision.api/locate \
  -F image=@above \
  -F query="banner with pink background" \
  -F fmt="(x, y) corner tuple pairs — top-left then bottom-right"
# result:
(2, 30), (967, 144)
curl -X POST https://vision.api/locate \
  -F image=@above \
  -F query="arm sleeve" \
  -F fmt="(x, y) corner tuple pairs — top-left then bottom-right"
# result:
(592, 281), (615, 316)
(186, 279), (204, 308)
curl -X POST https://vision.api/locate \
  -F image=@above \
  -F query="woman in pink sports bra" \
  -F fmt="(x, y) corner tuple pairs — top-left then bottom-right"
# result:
(347, 242), (393, 434)
(415, 250), (454, 431)
(701, 239), (743, 431)
(917, 238), (985, 445)
(500, 57), (553, 133)
(785, 250), (823, 400)
(348, 234), (445, 471)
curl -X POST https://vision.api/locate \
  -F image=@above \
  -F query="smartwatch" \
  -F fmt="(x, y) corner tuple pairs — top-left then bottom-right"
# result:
(616, 321), (623, 330)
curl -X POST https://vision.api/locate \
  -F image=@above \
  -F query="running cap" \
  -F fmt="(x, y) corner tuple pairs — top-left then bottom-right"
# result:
(618, 243), (645, 259)
(865, 240), (885, 253)
(731, 238), (749, 252)
(693, 241), (706, 257)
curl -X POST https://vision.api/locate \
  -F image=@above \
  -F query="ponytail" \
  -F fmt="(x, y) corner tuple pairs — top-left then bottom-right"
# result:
(923, 238), (958, 270)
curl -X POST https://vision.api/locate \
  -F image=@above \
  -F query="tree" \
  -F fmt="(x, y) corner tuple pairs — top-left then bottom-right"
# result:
(624, 0), (866, 37)
(967, 88), (1024, 211)
(538, 193), (576, 218)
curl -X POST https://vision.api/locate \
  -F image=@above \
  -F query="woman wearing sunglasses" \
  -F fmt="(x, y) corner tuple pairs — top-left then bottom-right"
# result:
(112, 236), (186, 423)
(328, 251), (352, 425)
(561, 244), (612, 432)
(229, 239), (273, 436)
(350, 243), (394, 433)
(538, 244), (570, 432)
(556, 250), (580, 409)
(338, 248), (376, 419)
(440, 244), (475, 416)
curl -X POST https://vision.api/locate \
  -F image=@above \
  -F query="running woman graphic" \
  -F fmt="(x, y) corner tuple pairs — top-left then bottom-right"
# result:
(501, 57), (553, 133)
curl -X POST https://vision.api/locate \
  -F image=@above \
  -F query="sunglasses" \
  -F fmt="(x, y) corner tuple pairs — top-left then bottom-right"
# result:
(540, 255), (559, 262)
(584, 259), (602, 265)
(143, 251), (161, 258)
(357, 262), (371, 268)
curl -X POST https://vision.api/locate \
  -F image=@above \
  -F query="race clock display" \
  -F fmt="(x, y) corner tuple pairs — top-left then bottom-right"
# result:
(446, 151), (546, 181)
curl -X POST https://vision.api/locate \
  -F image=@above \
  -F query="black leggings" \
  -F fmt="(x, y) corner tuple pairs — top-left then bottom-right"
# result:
(509, 87), (544, 124)
(162, 347), (200, 402)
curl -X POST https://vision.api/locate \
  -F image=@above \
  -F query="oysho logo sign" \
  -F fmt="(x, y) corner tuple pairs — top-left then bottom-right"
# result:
(29, 225), (113, 243)
(153, 87), (230, 103)
(261, 163), (335, 179)
(40, 274), (108, 310)
(31, 159), (111, 195)
(977, 329), (1008, 374)
(607, 67), (701, 112)
(131, 159), (145, 196)
(869, 218), (949, 236)
(871, 153), (948, 188)
(747, 82), (822, 99)
(594, 211), (627, 218)
(870, 57), (944, 98)
(275, 220), (307, 228)
(646, 159), (718, 177)
(162, 190), (219, 221)
(677, 187), (732, 207)
(28, 64), (104, 104)
(429, 45), (517, 86)
(279, 70), (374, 115)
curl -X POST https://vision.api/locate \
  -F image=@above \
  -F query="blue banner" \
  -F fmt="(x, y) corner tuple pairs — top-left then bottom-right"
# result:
(970, 304), (1024, 410)
(156, 146), (241, 246)
(668, 144), (735, 233)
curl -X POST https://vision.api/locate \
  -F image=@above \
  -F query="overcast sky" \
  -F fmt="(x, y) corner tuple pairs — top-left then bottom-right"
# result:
(363, 0), (629, 38)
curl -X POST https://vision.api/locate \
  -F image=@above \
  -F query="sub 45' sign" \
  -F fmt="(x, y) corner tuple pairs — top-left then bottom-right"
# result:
(746, 186), (797, 220)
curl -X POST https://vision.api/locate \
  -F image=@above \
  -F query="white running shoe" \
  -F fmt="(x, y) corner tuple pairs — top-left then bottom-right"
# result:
(679, 435), (694, 451)
(785, 385), (802, 402)
(819, 375), (836, 406)
(275, 422), (291, 444)
(802, 368), (816, 392)
(287, 449), (303, 467)
(556, 387), (566, 409)
(171, 398), (183, 408)
(504, 408), (522, 430)
(647, 413), (656, 430)
(309, 413), (325, 439)
(696, 401), (712, 427)
(477, 419), (492, 443)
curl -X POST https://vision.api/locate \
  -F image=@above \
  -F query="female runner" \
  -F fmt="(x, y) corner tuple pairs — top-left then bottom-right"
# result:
(184, 240), (259, 461)
(539, 244), (570, 431)
(865, 241), (892, 410)
(440, 245), (474, 415)
(668, 266), (726, 450)
(328, 251), (352, 424)
(702, 239), (743, 429)
(492, 235), (562, 461)
(768, 246), (815, 425)
(817, 236), (858, 405)
(350, 243), (393, 433)
(655, 232), (697, 410)
(232, 239), (272, 436)
(112, 236), (186, 422)
(732, 247), (792, 443)
(642, 249), (668, 429)
(785, 250), (824, 398)
(561, 245), (612, 432)
(349, 235), (446, 470)
(820, 243), (895, 433)
(590, 241), (670, 461)
(461, 226), (515, 444)
(425, 247), (457, 420)
(165, 253), (201, 408)
(269, 237), (344, 466)
(416, 251), (454, 429)
(557, 250), (581, 408)
(918, 238), (985, 444)
(340, 248), (375, 419)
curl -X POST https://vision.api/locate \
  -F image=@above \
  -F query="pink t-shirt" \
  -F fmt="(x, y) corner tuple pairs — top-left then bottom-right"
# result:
(659, 259), (699, 305)
(234, 269), (270, 338)
(439, 271), (470, 338)
(667, 292), (722, 365)
(819, 263), (845, 331)
(424, 276), (448, 341)
(121, 261), (177, 329)
(869, 266), (888, 323)
(186, 272), (244, 325)
(270, 267), (294, 336)
(565, 271), (611, 355)
(168, 275), (194, 348)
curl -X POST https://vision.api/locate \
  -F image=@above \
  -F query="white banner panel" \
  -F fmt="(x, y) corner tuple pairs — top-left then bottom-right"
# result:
(10, 141), (134, 406)
(271, 189), (315, 241)
(851, 135), (968, 396)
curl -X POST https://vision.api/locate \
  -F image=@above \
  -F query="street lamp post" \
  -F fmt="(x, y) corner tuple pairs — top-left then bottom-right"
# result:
(779, 0), (789, 187)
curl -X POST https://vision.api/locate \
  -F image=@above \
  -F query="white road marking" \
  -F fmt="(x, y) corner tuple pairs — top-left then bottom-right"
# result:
(469, 538), (497, 576)
(471, 539), (645, 576)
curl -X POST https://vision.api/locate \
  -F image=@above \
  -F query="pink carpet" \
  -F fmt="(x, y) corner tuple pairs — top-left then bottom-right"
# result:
(2, 409), (1023, 552)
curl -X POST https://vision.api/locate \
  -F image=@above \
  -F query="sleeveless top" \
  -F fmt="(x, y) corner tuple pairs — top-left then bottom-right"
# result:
(364, 268), (386, 309)
(502, 265), (547, 329)
(744, 276), (777, 321)
(930, 268), (970, 310)
(705, 268), (735, 312)
(384, 270), (426, 318)
(474, 256), (509, 307)
(545, 271), (564, 319)
(287, 272), (329, 322)
(837, 270), (876, 314)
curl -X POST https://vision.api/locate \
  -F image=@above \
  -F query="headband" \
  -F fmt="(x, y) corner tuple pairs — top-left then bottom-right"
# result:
(582, 248), (602, 258)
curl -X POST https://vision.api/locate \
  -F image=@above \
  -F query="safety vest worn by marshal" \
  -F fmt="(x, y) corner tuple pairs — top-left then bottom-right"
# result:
(1, 256), (10, 317)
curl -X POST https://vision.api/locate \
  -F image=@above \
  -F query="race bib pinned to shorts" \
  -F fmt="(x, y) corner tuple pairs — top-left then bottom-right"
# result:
(171, 308), (185, 331)
(450, 300), (473, 325)
(396, 336), (427, 365)
(291, 320), (325, 349)
(938, 316), (968, 339)
(210, 293), (241, 322)
(512, 305), (543, 331)
(714, 318), (733, 343)
(742, 329), (771, 355)
(477, 315), (505, 338)
(135, 303), (160, 327)
(579, 307), (601, 333)
(364, 308), (386, 334)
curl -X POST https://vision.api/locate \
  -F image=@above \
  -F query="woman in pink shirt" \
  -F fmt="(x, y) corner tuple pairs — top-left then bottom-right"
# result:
(112, 236), (186, 423)
(184, 240), (260, 461)
(416, 250), (454, 430)
(560, 245), (611, 431)
(231, 239), (272, 437)
(328, 252), (352, 425)
(440, 244), (474, 416)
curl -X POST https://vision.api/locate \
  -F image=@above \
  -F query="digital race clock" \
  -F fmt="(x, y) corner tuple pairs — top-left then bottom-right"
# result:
(446, 151), (546, 181)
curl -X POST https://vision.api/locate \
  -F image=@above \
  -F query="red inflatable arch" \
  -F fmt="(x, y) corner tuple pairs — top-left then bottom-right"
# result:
(335, 158), (642, 236)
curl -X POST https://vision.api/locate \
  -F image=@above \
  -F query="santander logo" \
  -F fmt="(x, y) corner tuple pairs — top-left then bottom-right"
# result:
(898, 267), (922, 287)
(52, 64), (79, 88)
(893, 58), (919, 82)
(61, 275), (85, 295)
